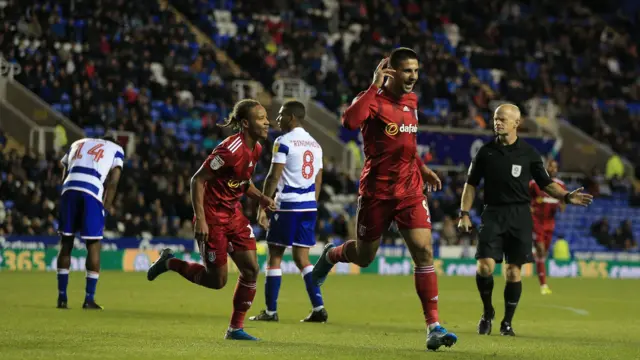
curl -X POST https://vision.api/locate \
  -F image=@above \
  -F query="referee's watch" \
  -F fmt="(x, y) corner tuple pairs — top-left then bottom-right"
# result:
(563, 192), (571, 204)
(459, 210), (470, 218)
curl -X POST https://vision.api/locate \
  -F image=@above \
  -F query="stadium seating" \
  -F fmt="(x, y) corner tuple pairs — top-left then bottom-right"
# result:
(2, 0), (638, 253)
(7, 0), (233, 141)
(0, 0), (354, 240)
(169, 0), (501, 130)
(452, 0), (640, 170)
(171, 0), (640, 167)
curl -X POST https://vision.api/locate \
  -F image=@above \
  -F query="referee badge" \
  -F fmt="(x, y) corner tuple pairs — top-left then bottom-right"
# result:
(511, 164), (522, 178)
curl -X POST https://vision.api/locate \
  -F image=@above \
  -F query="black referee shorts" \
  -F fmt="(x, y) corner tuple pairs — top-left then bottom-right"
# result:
(475, 204), (534, 265)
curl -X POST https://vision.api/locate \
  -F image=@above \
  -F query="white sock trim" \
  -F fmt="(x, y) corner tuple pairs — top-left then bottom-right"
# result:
(266, 268), (282, 277)
(301, 265), (313, 276)
(57, 269), (70, 275)
(312, 305), (324, 312)
(86, 271), (99, 279)
(325, 252), (336, 265)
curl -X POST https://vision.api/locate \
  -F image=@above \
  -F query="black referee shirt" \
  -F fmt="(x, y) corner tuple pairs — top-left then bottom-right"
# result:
(466, 137), (553, 206)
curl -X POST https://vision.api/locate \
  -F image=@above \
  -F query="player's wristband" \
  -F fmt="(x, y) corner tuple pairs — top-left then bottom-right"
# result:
(563, 193), (571, 204)
(459, 210), (470, 218)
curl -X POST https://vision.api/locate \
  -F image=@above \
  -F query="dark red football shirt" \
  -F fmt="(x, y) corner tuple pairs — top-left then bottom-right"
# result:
(342, 84), (424, 199)
(200, 132), (262, 220)
(529, 178), (566, 230)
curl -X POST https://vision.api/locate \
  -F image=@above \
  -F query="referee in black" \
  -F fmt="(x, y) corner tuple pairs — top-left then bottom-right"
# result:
(457, 104), (593, 336)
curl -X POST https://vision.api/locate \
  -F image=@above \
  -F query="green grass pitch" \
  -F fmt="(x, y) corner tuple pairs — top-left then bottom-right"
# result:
(1, 272), (639, 360)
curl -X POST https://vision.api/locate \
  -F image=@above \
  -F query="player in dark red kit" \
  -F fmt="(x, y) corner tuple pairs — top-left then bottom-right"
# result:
(529, 159), (566, 295)
(146, 99), (276, 341)
(311, 48), (458, 351)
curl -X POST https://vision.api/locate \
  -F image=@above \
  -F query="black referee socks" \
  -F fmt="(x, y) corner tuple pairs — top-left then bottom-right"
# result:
(475, 273), (494, 316)
(503, 281), (522, 324)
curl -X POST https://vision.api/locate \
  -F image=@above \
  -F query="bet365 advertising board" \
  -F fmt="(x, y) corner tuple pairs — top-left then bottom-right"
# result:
(2, 248), (640, 279)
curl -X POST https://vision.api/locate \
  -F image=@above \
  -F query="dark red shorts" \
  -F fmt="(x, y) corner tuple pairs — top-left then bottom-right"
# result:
(356, 195), (431, 242)
(199, 209), (256, 269)
(533, 227), (554, 250)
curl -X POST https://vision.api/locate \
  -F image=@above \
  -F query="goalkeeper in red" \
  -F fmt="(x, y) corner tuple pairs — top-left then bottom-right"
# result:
(311, 48), (458, 351)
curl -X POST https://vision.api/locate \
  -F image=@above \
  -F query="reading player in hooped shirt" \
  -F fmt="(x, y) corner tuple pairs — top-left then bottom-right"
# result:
(311, 47), (458, 351)
(56, 136), (124, 310)
(529, 159), (566, 295)
(147, 99), (276, 341)
(249, 100), (327, 324)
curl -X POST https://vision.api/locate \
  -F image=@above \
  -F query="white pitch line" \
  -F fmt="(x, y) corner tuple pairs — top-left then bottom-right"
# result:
(542, 305), (590, 316)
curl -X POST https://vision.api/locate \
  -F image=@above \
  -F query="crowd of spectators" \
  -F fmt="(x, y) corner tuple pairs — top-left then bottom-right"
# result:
(0, 127), (367, 241)
(591, 217), (638, 251)
(453, 0), (640, 172)
(0, 123), (480, 246)
(172, 0), (640, 169)
(2, 0), (240, 139)
(0, 0), (488, 242)
(173, 0), (504, 130)
(1, 0), (640, 251)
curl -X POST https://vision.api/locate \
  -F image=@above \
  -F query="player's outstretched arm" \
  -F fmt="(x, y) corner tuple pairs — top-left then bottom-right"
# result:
(102, 167), (122, 210)
(543, 183), (593, 207)
(531, 156), (593, 206)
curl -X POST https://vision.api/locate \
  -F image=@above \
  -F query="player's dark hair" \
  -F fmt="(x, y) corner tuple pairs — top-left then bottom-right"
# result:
(389, 47), (418, 68)
(282, 100), (306, 121)
(101, 135), (117, 143)
(218, 99), (262, 132)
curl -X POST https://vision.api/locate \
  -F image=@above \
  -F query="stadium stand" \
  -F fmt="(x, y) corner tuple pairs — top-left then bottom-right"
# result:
(0, 0), (354, 241)
(171, 0), (640, 167)
(453, 0), (640, 171)
(170, 0), (508, 130)
(0, 0), (638, 253)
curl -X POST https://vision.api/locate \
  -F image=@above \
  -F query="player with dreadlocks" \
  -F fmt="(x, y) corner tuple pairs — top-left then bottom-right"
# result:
(147, 99), (276, 341)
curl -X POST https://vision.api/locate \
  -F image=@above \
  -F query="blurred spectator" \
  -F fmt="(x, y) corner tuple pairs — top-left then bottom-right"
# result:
(614, 219), (637, 251)
(591, 217), (614, 249)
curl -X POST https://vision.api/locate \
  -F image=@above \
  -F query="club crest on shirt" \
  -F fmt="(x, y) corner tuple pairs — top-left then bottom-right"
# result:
(210, 155), (224, 170)
(207, 250), (216, 263)
(511, 164), (522, 178)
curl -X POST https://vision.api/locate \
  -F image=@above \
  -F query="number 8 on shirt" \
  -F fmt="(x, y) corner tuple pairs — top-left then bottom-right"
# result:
(266, 129), (322, 248)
